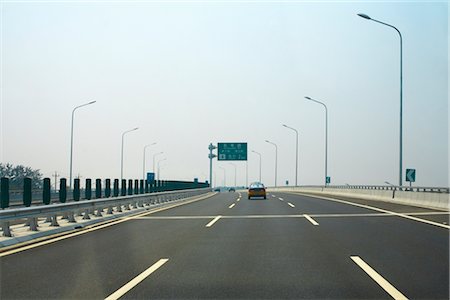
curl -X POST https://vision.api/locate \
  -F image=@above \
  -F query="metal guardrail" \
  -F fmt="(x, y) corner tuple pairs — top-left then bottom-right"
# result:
(271, 185), (449, 193)
(0, 187), (211, 237)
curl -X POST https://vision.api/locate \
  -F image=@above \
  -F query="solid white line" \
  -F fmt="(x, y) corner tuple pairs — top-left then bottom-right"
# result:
(205, 215), (222, 227)
(303, 214), (319, 226)
(287, 202), (295, 208)
(289, 192), (450, 230)
(229, 203), (236, 209)
(105, 258), (169, 300)
(351, 256), (408, 300)
(127, 212), (449, 220)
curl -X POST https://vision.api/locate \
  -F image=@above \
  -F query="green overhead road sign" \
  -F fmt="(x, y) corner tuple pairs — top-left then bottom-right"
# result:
(406, 169), (416, 182)
(218, 143), (247, 161)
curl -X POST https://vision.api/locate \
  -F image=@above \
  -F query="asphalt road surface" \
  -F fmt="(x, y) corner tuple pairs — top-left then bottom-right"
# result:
(1, 191), (448, 299)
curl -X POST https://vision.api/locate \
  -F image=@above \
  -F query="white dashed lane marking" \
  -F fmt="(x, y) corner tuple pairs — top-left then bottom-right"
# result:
(205, 216), (222, 227)
(105, 258), (169, 300)
(351, 256), (408, 300)
(303, 214), (319, 226)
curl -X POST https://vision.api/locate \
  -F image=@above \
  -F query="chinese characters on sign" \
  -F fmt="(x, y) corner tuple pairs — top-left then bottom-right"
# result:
(217, 143), (248, 161)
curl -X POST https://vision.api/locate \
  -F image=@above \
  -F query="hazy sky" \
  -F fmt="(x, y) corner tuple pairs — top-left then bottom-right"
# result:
(0, 0), (448, 187)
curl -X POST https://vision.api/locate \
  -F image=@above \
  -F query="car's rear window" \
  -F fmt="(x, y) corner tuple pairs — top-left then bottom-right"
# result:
(249, 183), (264, 189)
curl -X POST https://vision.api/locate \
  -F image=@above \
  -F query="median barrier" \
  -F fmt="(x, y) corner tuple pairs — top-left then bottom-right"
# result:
(269, 186), (449, 211)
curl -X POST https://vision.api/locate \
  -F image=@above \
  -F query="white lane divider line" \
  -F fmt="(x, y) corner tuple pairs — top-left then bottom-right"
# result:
(287, 202), (295, 208)
(303, 214), (319, 226)
(229, 203), (236, 209)
(350, 256), (408, 300)
(272, 195), (276, 198)
(205, 215), (222, 227)
(278, 197), (284, 201)
(105, 258), (169, 300)
(236, 198), (240, 202)
(288, 192), (449, 230)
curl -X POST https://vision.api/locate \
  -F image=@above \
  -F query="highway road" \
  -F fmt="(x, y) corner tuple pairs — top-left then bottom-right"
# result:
(1, 191), (448, 299)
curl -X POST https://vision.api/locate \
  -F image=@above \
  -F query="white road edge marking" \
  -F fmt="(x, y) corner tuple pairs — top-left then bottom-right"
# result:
(205, 215), (222, 227)
(288, 192), (450, 230)
(229, 203), (236, 209)
(287, 202), (295, 208)
(105, 258), (169, 300)
(351, 256), (408, 300)
(303, 214), (319, 226)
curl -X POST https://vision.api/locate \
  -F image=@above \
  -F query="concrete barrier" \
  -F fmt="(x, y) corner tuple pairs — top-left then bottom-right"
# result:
(269, 186), (449, 211)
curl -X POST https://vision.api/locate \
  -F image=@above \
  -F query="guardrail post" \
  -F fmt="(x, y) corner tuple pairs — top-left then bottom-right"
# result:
(50, 214), (59, 226)
(105, 179), (111, 198)
(128, 179), (133, 195)
(134, 179), (139, 194)
(149, 181), (154, 193)
(140, 180), (144, 194)
(74, 178), (80, 201)
(43, 178), (51, 205)
(1, 221), (12, 237)
(68, 212), (76, 223)
(85, 179), (92, 200)
(82, 208), (91, 219)
(156, 181), (161, 193)
(95, 207), (103, 217)
(60, 178), (67, 203)
(113, 179), (119, 197)
(121, 179), (126, 196)
(23, 177), (32, 207)
(28, 217), (38, 231)
(1, 177), (10, 209)
(96, 179), (102, 198)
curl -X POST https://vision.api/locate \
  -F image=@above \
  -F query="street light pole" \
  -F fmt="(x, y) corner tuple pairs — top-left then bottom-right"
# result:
(251, 150), (262, 183)
(229, 163), (237, 187)
(265, 140), (278, 187)
(121, 127), (139, 181)
(143, 143), (157, 180)
(358, 13), (403, 186)
(246, 160), (248, 187)
(153, 151), (164, 177)
(218, 166), (226, 186)
(282, 124), (299, 186)
(157, 158), (167, 180)
(69, 100), (96, 189)
(305, 96), (328, 185)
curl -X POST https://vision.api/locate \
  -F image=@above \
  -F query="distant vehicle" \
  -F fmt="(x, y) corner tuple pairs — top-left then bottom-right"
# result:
(228, 187), (235, 192)
(248, 182), (266, 199)
(214, 188), (221, 192)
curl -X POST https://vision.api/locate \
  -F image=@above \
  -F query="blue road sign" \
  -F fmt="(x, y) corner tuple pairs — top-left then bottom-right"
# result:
(326, 176), (331, 184)
(147, 172), (155, 182)
(406, 169), (416, 182)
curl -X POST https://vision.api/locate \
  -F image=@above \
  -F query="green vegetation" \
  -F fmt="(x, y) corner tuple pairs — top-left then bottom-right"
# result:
(0, 163), (43, 189)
